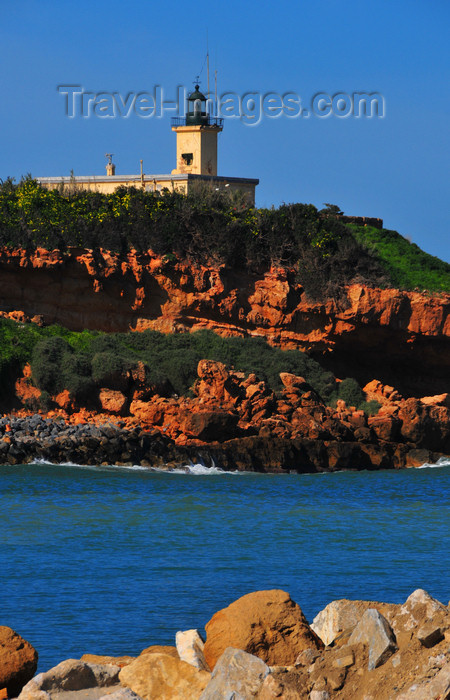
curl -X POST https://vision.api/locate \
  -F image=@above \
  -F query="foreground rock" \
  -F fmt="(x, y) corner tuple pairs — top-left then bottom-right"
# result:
(393, 587), (449, 632)
(8, 587), (450, 699)
(119, 652), (210, 700)
(203, 589), (323, 670)
(0, 627), (38, 697)
(347, 608), (397, 670)
(18, 659), (120, 700)
(396, 662), (450, 699)
(175, 630), (209, 671)
(310, 598), (398, 646)
(199, 648), (269, 699)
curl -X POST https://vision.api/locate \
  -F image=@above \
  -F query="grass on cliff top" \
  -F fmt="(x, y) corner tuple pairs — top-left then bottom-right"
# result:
(0, 318), (378, 414)
(349, 224), (450, 293)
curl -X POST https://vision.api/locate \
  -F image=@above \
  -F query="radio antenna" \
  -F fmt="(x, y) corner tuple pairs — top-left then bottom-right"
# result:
(206, 31), (210, 115)
(215, 69), (218, 117)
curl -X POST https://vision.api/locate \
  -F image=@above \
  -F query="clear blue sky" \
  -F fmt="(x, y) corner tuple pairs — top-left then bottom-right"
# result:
(1, 0), (449, 260)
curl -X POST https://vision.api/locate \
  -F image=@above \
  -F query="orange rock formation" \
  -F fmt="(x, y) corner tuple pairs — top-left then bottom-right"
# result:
(0, 247), (448, 398)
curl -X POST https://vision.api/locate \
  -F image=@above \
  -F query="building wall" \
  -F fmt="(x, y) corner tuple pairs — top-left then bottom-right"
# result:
(39, 178), (186, 195)
(37, 176), (257, 204)
(199, 129), (219, 175)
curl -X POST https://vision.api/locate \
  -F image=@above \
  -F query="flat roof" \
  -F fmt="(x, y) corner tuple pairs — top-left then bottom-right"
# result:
(37, 173), (259, 185)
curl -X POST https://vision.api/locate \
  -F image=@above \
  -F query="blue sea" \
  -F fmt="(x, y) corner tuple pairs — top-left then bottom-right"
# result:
(1, 460), (449, 672)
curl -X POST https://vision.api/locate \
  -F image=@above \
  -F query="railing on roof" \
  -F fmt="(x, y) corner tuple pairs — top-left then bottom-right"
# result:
(171, 116), (224, 128)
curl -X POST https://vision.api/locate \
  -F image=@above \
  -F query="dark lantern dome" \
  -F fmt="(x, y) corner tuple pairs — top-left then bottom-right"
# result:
(188, 84), (206, 102)
(186, 83), (208, 126)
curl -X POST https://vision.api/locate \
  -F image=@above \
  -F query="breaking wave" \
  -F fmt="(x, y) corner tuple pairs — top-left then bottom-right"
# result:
(31, 458), (238, 475)
(416, 456), (450, 469)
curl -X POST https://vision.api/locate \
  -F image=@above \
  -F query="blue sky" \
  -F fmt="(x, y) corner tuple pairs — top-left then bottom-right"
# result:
(1, 0), (449, 260)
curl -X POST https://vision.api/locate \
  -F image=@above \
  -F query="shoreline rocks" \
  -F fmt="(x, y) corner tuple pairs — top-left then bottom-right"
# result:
(0, 360), (450, 473)
(1, 357), (449, 472)
(203, 590), (324, 670)
(0, 413), (447, 473)
(7, 588), (450, 700)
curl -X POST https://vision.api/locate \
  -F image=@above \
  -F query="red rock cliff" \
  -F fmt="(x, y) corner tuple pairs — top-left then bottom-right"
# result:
(0, 246), (448, 397)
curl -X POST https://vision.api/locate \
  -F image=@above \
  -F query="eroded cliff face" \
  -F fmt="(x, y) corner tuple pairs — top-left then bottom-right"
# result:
(0, 246), (449, 397)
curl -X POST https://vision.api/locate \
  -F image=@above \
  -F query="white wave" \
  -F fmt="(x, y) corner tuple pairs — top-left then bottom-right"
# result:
(32, 459), (154, 472)
(416, 457), (450, 470)
(155, 463), (238, 476)
(32, 458), (89, 468)
(29, 459), (237, 475)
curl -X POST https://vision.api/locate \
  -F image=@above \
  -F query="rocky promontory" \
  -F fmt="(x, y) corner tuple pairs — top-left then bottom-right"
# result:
(3, 588), (450, 699)
(0, 246), (449, 471)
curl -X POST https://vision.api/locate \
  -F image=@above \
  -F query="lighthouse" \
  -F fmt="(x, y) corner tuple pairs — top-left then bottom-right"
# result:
(171, 83), (223, 176)
(37, 78), (258, 203)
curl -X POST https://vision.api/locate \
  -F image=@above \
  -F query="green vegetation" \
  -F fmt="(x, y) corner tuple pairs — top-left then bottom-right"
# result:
(0, 178), (385, 300)
(0, 319), (91, 390)
(350, 224), (450, 293)
(1, 177), (448, 295)
(0, 318), (94, 397)
(0, 318), (377, 413)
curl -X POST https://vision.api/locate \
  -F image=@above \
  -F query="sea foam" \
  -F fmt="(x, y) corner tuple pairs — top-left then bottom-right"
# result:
(416, 456), (450, 469)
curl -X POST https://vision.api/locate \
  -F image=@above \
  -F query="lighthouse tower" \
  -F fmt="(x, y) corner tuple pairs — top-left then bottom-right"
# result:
(171, 83), (223, 175)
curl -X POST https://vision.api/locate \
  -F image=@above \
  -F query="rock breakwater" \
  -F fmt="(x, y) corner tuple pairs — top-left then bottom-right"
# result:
(0, 415), (181, 470)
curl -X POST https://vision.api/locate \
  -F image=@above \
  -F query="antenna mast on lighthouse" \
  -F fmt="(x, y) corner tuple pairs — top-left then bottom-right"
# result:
(206, 32), (210, 116)
(215, 69), (218, 117)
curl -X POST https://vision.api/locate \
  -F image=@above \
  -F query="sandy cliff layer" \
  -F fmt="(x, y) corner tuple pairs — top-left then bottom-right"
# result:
(0, 247), (449, 397)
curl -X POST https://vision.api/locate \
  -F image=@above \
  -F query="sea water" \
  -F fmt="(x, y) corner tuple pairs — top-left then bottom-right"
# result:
(1, 460), (449, 672)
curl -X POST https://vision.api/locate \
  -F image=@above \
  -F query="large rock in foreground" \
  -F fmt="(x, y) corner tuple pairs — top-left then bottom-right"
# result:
(18, 659), (120, 700)
(203, 589), (323, 670)
(0, 626), (38, 696)
(347, 608), (397, 670)
(119, 651), (210, 700)
(199, 647), (269, 699)
(175, 630), (210, 671)
(310, 597), (398, 646)
(396, 661), (450, 700)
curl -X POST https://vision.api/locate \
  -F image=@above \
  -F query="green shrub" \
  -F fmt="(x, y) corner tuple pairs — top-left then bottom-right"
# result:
(91, 351), (131, 387)
(329, 377), (365, 408)
(2, 178), (448, 296)
(64, 374), (96, 402)
(38, 390), (53, 411)
(328, 377), (380, 414)
(361, 399), (381, 415)
(31, 336), (73, 394)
